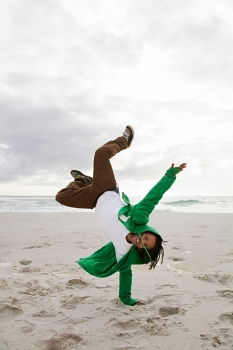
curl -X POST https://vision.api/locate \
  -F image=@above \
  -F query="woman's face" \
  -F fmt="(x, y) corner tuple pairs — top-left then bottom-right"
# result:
(131, 232), (156, 249)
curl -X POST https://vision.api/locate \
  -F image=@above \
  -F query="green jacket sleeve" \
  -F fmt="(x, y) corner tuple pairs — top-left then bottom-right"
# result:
(132, 167), (180, 225)
(119, 266), (138, 306)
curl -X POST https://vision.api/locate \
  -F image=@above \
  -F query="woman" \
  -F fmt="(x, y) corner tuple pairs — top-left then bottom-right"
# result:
(56, 126), (187, 306)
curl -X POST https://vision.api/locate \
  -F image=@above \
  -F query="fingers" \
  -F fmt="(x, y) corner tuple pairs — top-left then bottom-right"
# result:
(170, 162), (187, 170)
(135, 301), (146, 305)
(179, 162), (187, 171)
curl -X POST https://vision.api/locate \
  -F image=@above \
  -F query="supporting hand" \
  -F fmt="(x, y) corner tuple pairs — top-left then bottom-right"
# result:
(135, 300), (146, 305)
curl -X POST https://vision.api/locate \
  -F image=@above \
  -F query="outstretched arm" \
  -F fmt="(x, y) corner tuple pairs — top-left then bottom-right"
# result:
(132, 163), (187, 225)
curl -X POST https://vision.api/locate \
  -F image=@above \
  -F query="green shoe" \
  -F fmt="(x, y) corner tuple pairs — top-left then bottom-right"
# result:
(70, 170), (92, 184)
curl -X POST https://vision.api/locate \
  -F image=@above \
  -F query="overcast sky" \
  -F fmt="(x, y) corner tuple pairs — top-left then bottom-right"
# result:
(0, 0), (232, 197)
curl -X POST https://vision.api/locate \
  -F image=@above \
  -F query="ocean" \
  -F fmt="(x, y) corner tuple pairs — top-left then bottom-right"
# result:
(0, 196), (232, 213)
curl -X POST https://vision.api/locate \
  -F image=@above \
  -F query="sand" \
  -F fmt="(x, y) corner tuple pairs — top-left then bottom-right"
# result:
(0, 211), (233, 350)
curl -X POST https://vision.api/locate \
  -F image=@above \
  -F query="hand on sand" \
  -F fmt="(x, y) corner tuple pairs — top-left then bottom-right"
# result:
(171, 163), (187, 171)
(135, 300), (145, 305)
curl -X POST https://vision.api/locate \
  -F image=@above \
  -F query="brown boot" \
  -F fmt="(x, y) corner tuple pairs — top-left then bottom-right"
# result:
(70, 170), (92, 185)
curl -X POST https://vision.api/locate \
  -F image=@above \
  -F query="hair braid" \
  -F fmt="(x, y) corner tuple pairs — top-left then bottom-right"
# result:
(137, 233), (167, 270)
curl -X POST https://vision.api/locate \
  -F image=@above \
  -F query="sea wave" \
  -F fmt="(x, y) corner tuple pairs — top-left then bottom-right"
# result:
(0, 196), (232, 213)
(162, 199), (203, 207)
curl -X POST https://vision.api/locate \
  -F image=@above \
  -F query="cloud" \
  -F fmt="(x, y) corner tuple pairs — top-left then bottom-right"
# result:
(0, 0), (232, 195)
(0, 91), (230, 187)
(0, 98), (98, 181)
(0, 95), (139, 183)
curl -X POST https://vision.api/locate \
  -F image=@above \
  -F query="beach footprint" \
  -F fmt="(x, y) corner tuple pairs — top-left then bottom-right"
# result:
(0, 279), (8, 289)
(19, 259), (32, 265)
(23, 243), (51, 250)
(219, 312), (233, 325)
(217, 289), (233, 299)
(168, 256), (185, 262)
(200, 333), (225, 348)
(111, 316), (169, 337)
(33, 310), (56, 318)
(58, 316), (92, 325)
(143, 317), (168, 336)
(110, 318), (141, 338)
(200, 328), (233, 350)
(60, 295), (90, 309)
(45, 332), (83, 350)
(0, 304), (23, 319)
(111, 318), (140, 331)
(21, 282), (50, 296)
(16, 319), (35, 333)
(23, 245), (44, 249)
(159, 306), (185, 317)
(19, 266), (40, 273)
(194, 273), (233, 286)
(66, 278), (89, 288)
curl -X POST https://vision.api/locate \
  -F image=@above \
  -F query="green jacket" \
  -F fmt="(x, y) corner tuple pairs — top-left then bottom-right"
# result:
(77, 167), (180, 305)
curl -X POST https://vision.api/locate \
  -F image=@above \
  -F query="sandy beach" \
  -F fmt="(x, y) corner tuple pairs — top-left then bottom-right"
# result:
(0, 211), (233, 350)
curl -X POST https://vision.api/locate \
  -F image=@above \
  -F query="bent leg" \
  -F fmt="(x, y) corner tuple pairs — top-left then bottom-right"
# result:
(55, 177), (94, 209)
(55, 136), (128, 209)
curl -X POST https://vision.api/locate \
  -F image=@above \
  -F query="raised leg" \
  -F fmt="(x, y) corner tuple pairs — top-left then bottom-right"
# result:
(55, 136), (128, 209)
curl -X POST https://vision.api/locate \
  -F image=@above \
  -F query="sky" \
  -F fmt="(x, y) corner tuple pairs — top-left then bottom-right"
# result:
(0, 0), (232, 197)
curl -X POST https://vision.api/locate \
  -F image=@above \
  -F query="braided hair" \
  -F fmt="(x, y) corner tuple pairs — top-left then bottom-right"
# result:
(136, 233), (166, 270)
